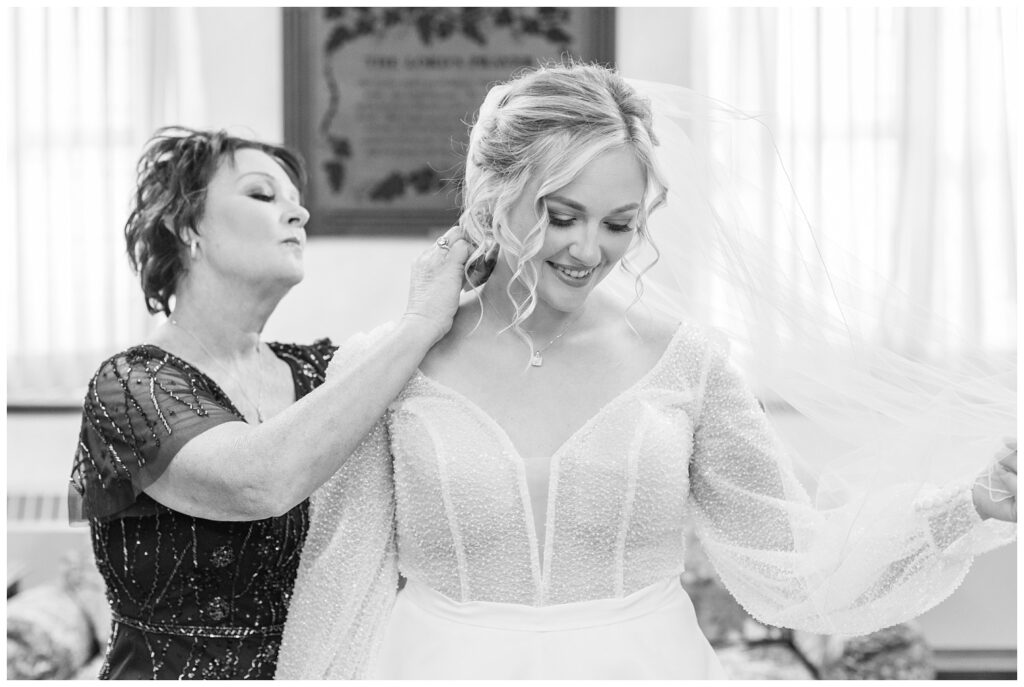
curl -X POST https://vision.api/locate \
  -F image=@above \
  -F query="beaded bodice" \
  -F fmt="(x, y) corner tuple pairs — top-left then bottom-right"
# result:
(70, 340), (334, 679)
(277, 321), (1014, 679)
(386, 322), (994, 615)
(390, 331), (696, 606)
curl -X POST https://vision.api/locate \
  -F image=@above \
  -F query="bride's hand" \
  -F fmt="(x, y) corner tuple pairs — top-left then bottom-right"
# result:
(403, 225), (472, 344)
(972, 439), (1017, 522)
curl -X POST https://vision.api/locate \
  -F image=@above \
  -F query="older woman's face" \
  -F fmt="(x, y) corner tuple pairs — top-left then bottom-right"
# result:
(506, 146), (645, 314)
(195, 148), (309, 289)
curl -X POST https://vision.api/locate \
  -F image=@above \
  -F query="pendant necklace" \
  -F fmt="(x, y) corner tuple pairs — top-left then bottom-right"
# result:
(169, 318), (266, 423)
(528, 308), (587, 368)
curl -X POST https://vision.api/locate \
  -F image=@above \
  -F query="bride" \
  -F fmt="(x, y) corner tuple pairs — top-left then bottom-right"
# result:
(276, 62), (1017, 679)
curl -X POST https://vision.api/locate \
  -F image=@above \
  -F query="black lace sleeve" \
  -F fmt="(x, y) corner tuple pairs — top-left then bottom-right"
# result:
(69, 346), (243, 522)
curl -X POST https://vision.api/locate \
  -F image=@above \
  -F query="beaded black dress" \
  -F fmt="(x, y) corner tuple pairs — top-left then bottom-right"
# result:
(69, 340), (335, 680)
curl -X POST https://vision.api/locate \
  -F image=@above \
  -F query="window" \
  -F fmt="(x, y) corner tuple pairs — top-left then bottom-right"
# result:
(684, 7), (1016, 358)
(7, 7), (205, 405)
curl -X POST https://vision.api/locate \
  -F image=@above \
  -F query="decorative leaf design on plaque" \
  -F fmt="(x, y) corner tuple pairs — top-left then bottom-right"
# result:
(322, 7), (574, 54)
(368, 166), (445, 202)
(322, 136), (351, 193)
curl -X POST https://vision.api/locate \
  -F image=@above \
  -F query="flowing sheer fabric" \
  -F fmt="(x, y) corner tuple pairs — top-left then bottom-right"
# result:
(277, 81), (1015, 679)
(666, 7), (1017, 355)
(617, 79), (1015, 500)
(613, 78), (1017, 631)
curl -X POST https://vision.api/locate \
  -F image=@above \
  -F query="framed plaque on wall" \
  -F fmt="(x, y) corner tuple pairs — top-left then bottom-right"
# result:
(283, 7), (615, 236)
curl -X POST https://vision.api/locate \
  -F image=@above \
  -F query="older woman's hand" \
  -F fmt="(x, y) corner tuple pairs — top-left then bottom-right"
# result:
(972, 439), (1017, 522)
(403, 225), (473, 344)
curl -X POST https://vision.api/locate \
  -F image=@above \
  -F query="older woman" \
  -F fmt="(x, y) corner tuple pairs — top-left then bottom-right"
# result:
(69, 127), (471, 679)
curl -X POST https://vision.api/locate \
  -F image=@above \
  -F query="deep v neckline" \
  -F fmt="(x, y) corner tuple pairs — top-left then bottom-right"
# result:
(138, 343), (297, 422)
(412, 323), (685, 462)
(410, 324), (684, 599)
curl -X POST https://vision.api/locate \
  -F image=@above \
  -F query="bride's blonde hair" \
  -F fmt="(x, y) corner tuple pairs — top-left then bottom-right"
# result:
(459, 61), (668, 349)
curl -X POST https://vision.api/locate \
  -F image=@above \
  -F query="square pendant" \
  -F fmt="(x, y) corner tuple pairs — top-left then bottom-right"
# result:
(530, 351), (543, 367)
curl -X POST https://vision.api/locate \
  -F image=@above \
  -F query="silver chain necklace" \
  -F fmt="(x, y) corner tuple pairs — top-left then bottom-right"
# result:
(169, 318), (265, 423)
(527, 308), (587, 367)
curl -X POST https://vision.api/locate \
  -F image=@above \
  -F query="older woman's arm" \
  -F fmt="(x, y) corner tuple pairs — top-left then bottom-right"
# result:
(144, 317), (432, 520)
(141, 235), (471, 521)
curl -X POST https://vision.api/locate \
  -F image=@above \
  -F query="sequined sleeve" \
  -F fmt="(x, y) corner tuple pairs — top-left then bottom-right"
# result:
(688, 337), (1016, 636)
(269, 338), (337, 392)
(70, 347), (243, 522)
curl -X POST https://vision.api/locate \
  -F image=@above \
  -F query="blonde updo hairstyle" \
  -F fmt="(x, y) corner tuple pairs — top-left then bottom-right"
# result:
(459, 62), (668, 348)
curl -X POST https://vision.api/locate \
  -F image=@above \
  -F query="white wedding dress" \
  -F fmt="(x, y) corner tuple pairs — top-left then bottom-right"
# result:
(276, 322), (1015, 679)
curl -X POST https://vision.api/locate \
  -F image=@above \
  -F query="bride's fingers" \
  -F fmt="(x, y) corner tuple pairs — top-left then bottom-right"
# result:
(994, 444), (1017, 465)
(998, 468), (1016, 496)
(997, 457), (1017, 496)
(999, 451), (1017, 474)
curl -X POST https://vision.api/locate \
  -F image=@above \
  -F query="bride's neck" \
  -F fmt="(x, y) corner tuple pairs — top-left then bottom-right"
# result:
(475, 262), (583, 341)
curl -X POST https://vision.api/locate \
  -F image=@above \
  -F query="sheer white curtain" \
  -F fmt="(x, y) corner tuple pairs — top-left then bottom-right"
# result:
(675, 7), (1017, 358)
(6, 7), (206, 404)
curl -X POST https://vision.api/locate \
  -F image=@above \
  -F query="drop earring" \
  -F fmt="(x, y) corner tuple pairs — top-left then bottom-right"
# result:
(190, 239), (198, 259)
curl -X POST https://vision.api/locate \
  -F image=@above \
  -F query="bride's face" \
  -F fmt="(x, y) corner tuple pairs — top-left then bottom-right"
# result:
(506, 146), (646, 314)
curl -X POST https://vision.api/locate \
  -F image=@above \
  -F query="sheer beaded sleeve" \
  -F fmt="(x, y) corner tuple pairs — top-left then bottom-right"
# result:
(277, 324), (400, 679)
(70, 346), (244, 522)
(688, 337), (1016, 636)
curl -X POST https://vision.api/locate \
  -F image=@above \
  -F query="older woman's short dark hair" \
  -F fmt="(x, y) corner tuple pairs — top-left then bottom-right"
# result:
(124, 126), (308, 315)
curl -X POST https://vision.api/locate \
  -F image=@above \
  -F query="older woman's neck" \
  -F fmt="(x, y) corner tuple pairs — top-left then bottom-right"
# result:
(170, 276), (282, 354)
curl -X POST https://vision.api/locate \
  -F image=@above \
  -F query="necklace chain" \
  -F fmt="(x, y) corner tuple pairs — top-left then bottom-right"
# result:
(481, 296), (587, 368)
(169, 318), (265, 423)
(528, 308), (587, 368)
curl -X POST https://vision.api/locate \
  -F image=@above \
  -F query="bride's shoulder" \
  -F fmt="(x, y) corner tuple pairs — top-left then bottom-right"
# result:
(614, 305), (710, 358)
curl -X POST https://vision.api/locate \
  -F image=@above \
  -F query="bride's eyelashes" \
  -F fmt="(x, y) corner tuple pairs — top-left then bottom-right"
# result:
(546, 212), (635, 233)
(548, 212), (575, 227)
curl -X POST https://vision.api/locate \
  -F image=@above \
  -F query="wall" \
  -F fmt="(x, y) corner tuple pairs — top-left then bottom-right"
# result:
(7, 6), (1015, 657)
(193, 7), (285, 142)
(192, 7), (430, 344)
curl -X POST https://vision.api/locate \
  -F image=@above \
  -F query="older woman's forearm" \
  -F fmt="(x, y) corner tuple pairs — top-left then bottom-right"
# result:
(146, 225), (471, 520)
(257, 317), (439, 513)
(149, 317), (439, 520)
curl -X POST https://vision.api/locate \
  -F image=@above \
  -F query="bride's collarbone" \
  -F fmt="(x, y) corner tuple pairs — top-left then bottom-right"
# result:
(424, 342), (653, 422)
(422, 312), (677, 407)
(419, 354), (645, 459)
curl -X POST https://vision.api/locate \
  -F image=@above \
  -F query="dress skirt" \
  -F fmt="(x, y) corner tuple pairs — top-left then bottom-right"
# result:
(372, 576), (729, 679)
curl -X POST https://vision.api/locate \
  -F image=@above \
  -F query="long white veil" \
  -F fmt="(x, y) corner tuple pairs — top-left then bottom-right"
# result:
(614, 77), (1015, 523)
(277, 77), (1016, 678)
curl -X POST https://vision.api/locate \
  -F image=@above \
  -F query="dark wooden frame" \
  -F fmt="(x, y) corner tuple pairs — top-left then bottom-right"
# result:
(283, 7), (616, 236)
